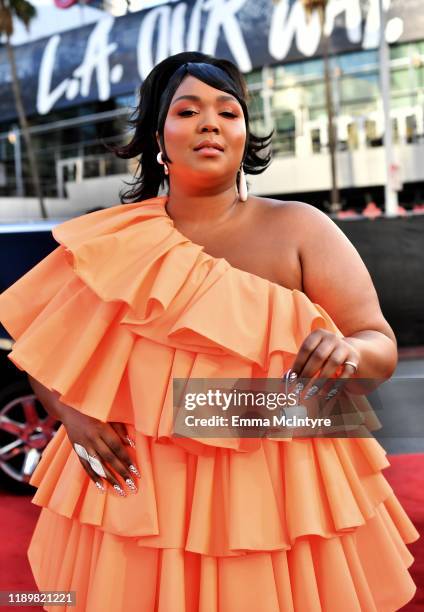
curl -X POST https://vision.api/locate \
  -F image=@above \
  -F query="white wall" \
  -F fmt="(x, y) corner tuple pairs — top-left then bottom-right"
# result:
(65, 174), (128, 209)
(251, 142), (424, 195)
(0, 197), (90, 221)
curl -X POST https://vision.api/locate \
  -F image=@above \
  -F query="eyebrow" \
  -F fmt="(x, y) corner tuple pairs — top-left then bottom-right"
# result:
(171, 94), (238, 105)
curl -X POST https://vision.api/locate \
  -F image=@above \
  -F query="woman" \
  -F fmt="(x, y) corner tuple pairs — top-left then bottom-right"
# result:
(0, 52), (419, 611)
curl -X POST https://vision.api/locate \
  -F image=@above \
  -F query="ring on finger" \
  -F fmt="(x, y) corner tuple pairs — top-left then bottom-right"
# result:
(73, 442), (89, 461)
(343, 360), (358, 373)
(88, 454), (107, 478)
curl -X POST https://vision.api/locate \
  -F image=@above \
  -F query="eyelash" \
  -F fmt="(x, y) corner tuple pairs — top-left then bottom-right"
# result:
(178, 110), (238, 118)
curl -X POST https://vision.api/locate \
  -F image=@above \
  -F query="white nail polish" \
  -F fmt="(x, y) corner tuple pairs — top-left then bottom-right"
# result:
(294, 382), (304, 394)
(126, 436), (136, 448)
(129, 464), (141, 478)
(113, 484), (126, 497)
(125, 478), (137, 493)
(305, 385), (319, 399)
(325, 388), (339, 401)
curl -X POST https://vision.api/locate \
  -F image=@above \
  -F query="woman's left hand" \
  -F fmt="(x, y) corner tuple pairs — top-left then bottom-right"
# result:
(289, 329), (361, 400)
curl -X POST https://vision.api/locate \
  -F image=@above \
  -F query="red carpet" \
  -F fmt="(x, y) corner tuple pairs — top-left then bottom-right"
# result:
(0, 453), (422, 611)
(383, 454), (424, 610)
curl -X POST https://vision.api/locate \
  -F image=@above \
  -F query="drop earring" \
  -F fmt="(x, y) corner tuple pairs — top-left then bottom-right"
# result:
(238, 165), (248, 202)
(156, 151), (169, 175)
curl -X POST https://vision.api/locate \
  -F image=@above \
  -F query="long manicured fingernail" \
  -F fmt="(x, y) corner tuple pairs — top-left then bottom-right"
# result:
(95, 481), (105, 493)
(285, 370), (297, 381)
(129, 464), (141, 478)
(113, 484), (127, 497)
(305, 385), (319, 399)
(126, 436), (136, 448)
(286, 370), (298, 387)
(125, 478), (137, 493)
(325, 388), (339, 401)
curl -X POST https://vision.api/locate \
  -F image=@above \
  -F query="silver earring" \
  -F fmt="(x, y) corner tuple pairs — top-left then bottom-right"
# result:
(238, 166), (248, 202)
(156, 151), (169, 175)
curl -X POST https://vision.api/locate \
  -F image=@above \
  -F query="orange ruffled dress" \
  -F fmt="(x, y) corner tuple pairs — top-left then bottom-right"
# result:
(0, 196), (419, 612)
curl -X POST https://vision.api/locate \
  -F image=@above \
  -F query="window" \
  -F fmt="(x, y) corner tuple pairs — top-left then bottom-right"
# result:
(347, 122), (359, 150)
(245, 70), (262, 88)
(339, 73), (379, 103)
(365, 119), (382, 147)
(311, 128), (321, 153)
(406, 115), (418, 143)
(391, 68), (412, 93)
(336, 50), (378, 72)
(303, 81), (326, 108)
(273, 112), (296, 156)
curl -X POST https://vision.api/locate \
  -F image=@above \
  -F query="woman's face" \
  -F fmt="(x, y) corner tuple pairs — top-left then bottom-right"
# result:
(159, 75), (246, 188)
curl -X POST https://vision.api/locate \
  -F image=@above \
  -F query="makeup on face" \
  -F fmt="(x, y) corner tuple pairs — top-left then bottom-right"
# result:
(163, 76), (246, 175)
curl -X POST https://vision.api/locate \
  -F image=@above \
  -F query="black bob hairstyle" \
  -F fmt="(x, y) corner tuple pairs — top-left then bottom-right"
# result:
(109, 52), (273, 203)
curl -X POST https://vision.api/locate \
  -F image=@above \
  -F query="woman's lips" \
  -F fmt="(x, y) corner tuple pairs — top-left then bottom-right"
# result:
(194, 146), (224, 156)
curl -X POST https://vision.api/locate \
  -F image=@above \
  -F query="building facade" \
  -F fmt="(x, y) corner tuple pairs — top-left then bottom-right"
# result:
(1, 0), (424, 212)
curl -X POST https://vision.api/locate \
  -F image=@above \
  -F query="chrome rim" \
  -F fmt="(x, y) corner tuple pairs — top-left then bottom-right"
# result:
(0, 393), (58, 483)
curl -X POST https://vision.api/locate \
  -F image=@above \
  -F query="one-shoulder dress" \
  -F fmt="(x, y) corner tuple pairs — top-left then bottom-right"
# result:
(0, 196), (419, 611)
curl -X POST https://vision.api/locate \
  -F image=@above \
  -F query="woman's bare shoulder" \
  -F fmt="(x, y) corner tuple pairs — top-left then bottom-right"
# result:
(253, 197), (393, 339)
(252, 195), (330, 222)
(250, 195), (337, 241)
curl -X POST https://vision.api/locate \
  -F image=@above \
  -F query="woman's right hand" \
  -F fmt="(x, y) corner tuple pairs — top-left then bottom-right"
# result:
(60, 403), (141, 497)
(27, 375), (141, 496)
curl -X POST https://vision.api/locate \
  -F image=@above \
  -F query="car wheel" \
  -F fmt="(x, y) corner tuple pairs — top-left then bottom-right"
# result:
(0, 380), (60, 493)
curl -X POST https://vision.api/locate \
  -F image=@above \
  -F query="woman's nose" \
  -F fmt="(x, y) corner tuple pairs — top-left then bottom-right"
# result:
(198, 111), (220, 134)
(200, 123), (219, 134)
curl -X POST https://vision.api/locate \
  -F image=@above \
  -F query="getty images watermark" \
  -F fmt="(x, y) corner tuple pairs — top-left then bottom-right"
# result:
(182, 387), (330, 429)
(171, 377), (424, 440)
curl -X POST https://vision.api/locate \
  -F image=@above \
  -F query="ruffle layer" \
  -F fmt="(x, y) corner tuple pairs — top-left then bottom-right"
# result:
(0, 197), (342, 369)
(28, 420), (419, 557)
(28, 504), (417, 612)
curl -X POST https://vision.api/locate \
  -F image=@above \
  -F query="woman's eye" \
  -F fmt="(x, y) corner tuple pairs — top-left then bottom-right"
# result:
(178, 110), (197, 117)
(178, 110), (238, 118)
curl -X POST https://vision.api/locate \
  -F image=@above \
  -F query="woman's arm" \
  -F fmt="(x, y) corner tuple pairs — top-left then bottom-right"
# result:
(281, 202), (398, 383)
(27, 374), (67, 421)
(27, 373), (141, 494)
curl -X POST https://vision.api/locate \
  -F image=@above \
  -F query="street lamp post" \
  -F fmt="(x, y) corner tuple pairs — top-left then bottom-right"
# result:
(302, 0), (341, 213)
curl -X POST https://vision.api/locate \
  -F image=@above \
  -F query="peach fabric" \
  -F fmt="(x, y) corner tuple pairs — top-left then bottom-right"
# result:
(0, 196), (419, 611)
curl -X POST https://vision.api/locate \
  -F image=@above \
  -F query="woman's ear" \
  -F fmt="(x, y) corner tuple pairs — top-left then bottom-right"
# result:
(155, 131), (160, 150)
